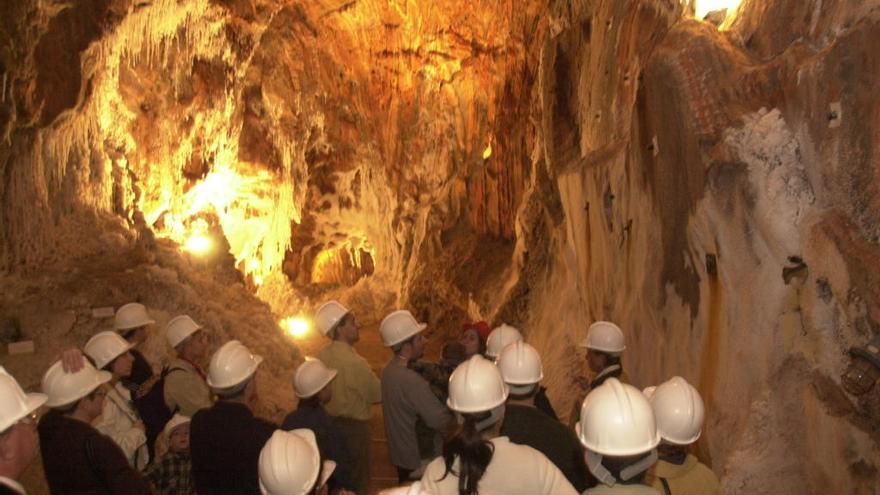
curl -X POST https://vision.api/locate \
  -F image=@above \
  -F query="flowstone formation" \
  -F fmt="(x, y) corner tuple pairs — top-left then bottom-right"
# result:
(1, 0), (879, 493)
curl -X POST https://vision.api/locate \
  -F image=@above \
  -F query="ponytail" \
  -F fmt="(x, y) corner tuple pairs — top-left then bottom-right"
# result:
(438, 411), (496, 495)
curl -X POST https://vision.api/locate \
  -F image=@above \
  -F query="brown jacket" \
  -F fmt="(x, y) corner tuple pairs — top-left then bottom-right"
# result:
(38, 410), (152, 494)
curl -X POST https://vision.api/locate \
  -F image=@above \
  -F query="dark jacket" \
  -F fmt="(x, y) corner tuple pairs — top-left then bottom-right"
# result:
(190, 401), (276, 495)
(534, 386), (559, 420)
(37, 410), (152, 495)
(282, 402), (355, 491)
(500, 403), (588, 492)
(122, 348), (153, 394)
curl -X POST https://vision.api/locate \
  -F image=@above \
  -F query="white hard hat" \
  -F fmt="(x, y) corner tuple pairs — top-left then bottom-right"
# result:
(579, 321), (626, 355)
(497, 340), (544, 394)
(0, 366), (47, 432)
(206, 340), (264, 390)
(293, 358), (338, 399)
(379, 481), (431, 495)
(166, 315), (203, 349)
(650, 376), (705, 445)
(114, 302), (155, 331)
(576, 378), (660, 456)
(84, 331), (133, 370)
(379, 310), (426, 347)
(314, 301), (350, 337)
(163, 413), (191, 438)
(41, 359), (112, 408)
(447, 355), (509, 413)
(485, 324), (523, 358)
(258, 429), (321, 495)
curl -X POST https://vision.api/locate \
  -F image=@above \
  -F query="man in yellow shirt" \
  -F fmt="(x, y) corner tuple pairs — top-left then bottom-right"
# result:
(643, 377), (721, 495)
(316, 301), (382, 495)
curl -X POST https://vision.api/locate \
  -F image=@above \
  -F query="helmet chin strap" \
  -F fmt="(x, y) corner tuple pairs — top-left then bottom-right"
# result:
(586, 449), (659, 487)
(456, 404), (505, 432)
(620, 449), (658, 481)
(586, 451), (616, 487)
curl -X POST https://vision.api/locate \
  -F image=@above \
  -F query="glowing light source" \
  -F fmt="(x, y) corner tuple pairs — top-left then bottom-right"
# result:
(482, 143), (492, 160)
(184, 233), (213, 255)
(693, 0), (743, 25)
(281, 316), (311, 338)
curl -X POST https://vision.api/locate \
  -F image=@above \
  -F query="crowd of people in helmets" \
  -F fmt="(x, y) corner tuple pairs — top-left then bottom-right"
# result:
(0, 299), (722, 495)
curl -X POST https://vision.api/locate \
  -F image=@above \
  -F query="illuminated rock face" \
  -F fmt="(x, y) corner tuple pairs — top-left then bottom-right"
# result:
(1, 0), (879, 493)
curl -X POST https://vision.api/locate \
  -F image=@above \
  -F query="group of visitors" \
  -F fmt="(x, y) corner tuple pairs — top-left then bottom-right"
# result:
(0, 299), (720, 495)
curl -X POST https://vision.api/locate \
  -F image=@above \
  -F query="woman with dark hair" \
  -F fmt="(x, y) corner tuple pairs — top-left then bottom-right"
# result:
(458, 321), (490, 358)
(420, 356), (577, 495)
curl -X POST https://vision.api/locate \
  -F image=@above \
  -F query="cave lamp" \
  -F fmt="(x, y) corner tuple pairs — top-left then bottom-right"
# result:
(184, 232), (213, 256)
(841, 335), (880, 395)
(281, 316), (311, 339)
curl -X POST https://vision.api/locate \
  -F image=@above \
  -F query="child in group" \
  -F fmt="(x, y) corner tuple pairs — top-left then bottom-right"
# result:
(146, 414), (195, 495)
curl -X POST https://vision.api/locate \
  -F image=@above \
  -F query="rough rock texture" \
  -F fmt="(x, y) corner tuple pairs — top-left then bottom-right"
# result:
(1, 0), (880, 493)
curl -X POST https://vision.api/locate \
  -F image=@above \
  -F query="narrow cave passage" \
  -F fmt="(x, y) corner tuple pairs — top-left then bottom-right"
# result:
(1, 0), (879, 494)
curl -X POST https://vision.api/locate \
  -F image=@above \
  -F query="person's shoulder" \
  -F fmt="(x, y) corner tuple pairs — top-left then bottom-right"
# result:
(689, 457), (721, 483)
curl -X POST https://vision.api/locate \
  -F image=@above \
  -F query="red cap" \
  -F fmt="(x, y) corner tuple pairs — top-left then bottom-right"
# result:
(462, 321), (491, 342)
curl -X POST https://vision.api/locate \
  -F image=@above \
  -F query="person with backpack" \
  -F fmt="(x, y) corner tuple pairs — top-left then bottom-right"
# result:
(163, 315), (213, 416)
(130, 314), (213, 460)
(38, 359), (152, 494)
(84, 331), (149, 470)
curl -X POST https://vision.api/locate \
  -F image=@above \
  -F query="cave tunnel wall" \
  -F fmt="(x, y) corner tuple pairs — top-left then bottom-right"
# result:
(1, 0), (879, 493)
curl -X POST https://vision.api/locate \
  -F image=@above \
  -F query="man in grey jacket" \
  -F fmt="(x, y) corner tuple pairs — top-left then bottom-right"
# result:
(379, 310), (451, 483)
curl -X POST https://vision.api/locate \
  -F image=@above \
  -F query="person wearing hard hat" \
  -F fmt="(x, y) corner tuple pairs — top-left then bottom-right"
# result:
(190, 340), (276, 494)
(164, 315), (213, 417)
(259, 429), (348, 495)
(282, 358), (356, 493)
(486, 324), (559, 420)
(380, 310), (452, 483)
(314, 300), (381, 494)
(420, 355), (577, 494)
(114, 303), (157, 394)
(0, 367), (47, 495)
(497, 341), (588, 492)
(145, 414), (195, 495)
(38, 359), (152, 494)
(643, 377), (720, 495)
(575, 378), (660, 494)
(569, 321), (629, 429)
(84, 331), (149, 470)
(484, 323), (523, 360)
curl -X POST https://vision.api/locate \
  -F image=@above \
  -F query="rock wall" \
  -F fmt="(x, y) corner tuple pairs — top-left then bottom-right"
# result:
(1, 0), (879, 493)
(524, 0), (880, 493)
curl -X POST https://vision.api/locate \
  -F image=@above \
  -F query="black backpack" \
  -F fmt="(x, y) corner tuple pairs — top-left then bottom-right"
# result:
(132, 366), (184, 459)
